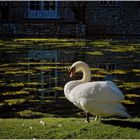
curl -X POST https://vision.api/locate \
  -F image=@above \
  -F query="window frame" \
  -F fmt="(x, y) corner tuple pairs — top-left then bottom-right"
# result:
(29, 1), (41, 10)
(27, 1), (59, 19)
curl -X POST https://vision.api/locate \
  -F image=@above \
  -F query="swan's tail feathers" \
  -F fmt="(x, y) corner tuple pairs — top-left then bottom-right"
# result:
(117, 110), (132, 118)
(107, 102), (132, 118)
(114, 103), (132, 118)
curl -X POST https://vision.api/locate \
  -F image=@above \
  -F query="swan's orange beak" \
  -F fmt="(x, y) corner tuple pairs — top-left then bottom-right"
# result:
(69, 67), (76, 78)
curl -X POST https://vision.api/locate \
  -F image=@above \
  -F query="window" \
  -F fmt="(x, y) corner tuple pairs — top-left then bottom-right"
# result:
(28, 1), (58, 19)
(30, 1), (41, 10)
(44, 1), (55, 10)
(44, 1), (49, 10)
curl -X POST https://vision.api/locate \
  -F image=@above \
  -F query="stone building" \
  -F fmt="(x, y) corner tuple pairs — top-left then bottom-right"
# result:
(0, 1), (140, 37)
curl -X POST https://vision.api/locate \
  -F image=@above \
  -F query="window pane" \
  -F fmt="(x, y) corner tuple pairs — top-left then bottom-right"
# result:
(30, 1), (41, 10)
(36, 4), (41, 10)
(44, 1), (50, 10)
(44, 1), (55, 10)
(50, 1), (55, 10)
(30, 1), (36, 10)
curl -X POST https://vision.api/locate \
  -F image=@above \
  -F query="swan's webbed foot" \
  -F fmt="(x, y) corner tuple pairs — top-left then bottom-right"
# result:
(86, 112), (90, 123)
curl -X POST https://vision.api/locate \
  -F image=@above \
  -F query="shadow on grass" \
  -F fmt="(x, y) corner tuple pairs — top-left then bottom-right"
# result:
(102, 119), (140, 129)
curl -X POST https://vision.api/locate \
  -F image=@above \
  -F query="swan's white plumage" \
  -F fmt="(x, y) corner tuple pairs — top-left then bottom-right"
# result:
(64, 61), (131, 118)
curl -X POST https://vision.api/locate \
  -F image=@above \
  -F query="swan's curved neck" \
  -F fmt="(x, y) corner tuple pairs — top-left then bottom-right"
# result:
(81, 65), (91, 83)
(64, 62), (91, 97)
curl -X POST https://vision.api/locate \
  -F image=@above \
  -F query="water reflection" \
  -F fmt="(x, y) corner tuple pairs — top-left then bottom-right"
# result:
(2, 50), (59, 99)
(27, 50), (58, 100)
(0, 46), (86, 118)
(0, 48), (84, 101)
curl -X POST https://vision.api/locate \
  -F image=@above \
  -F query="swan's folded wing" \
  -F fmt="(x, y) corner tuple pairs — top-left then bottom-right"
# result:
(71, 81), (124, 103)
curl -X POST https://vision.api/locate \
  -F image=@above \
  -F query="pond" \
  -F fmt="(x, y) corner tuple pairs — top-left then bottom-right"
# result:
(0, 39), (89, 118)
(0, 38), (139, 118)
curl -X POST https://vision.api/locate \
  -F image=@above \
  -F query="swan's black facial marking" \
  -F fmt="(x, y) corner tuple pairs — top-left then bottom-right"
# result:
(69, 67), (76, 78)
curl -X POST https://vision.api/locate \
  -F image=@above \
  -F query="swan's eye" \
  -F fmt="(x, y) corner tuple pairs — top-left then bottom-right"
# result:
(71, 67), (76, 72)
(69, 67), (76, 77)
(69, 67), (75, 72)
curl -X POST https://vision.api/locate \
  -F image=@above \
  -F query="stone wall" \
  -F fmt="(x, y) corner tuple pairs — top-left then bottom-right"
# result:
(0, 22), (86, 38)
(85, 1), (140, 36)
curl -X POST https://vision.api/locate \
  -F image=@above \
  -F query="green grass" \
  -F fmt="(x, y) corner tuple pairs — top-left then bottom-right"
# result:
(4, 99), (26, 106)
(14, 38), (70, 43)
(53, 86), (64, 91)
(122, 99), (136, 105)
(126, 94), (140, 98)
(106, 45), (139, 53)
(17, 110), (44, 118)
(2, 90), (29, 96)
(91, 74), (105, 78)
(5, 70), (34, 75)
(0, 117), (140, 139)
(7, 82), (25, 87)
(119, 82), (140, 91)
(36, 65), (66, 71)
(132, 69), (140, 73)
(111, 70), (128, 75)
(85, 51), (103, 56)
(87, 40), (109, 47)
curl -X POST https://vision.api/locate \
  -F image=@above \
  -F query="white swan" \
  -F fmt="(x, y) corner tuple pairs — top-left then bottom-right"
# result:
(64, 61), (131, 122)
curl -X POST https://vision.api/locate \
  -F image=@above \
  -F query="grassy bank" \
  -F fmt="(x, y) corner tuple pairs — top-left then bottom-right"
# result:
(0, 117), (140, 139)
